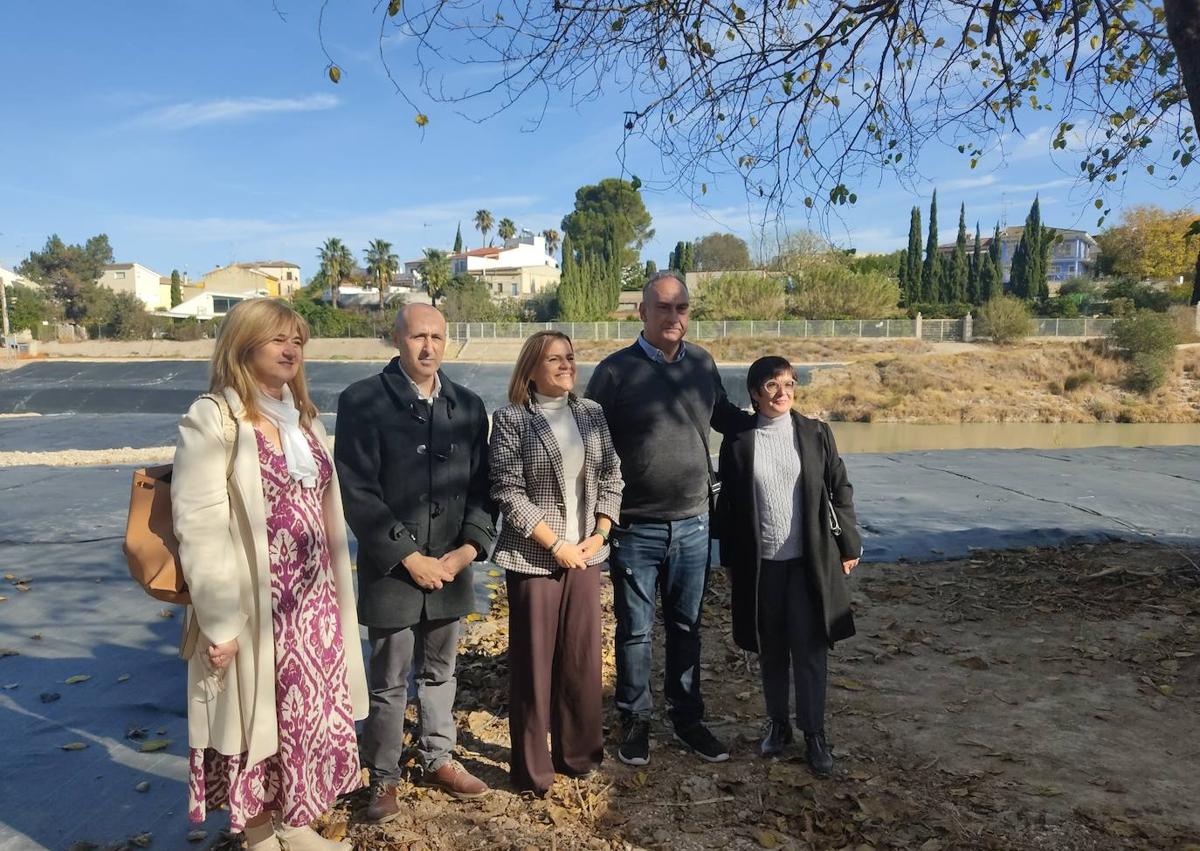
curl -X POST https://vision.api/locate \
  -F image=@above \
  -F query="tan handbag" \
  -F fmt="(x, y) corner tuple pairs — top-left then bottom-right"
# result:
(123, 393), (237, 606)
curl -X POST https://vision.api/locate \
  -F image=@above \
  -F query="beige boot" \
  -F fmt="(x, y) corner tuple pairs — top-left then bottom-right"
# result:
(276, 824), (351, 851)
(243, 819), (283, 850)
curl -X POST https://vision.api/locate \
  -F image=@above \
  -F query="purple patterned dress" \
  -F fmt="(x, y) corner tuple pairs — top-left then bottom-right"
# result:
(188, 429), (362, 831)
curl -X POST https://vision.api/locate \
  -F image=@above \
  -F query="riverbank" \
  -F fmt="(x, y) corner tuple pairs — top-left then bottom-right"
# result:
(795, 341), (1200, 424)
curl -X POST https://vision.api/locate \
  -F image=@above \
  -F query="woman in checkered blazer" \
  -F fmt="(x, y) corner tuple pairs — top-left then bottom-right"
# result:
(489, 330), (623, 796)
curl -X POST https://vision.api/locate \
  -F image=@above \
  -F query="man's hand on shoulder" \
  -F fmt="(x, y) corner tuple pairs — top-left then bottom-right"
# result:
(402, 552), (457, 591)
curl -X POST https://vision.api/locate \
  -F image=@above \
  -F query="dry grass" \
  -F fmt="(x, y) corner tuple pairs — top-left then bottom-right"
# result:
(794, 341), (1200, 423)
(571, 337), (930, 363)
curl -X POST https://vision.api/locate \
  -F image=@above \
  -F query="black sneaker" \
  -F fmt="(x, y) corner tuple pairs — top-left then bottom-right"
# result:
(674, 722), (730, 763)
(618, 718), (651, 766)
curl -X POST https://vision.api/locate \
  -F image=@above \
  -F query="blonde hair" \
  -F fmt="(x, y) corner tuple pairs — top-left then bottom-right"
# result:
(209, 299), (318, 428)
(507, 330), (573, 406)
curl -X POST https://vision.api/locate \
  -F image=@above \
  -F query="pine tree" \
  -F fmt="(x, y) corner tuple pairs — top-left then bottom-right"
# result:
(977, 250), (997, 303)
(453, 223), (463, 254)
(947, 203), (968, 303)
(905, 206), (923, 306)
(922, 191), (941, 303)
(968, 223), (982, 304)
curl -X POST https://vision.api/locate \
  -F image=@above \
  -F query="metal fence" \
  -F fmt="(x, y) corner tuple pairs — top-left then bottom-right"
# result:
(448, 317), (1119, 341)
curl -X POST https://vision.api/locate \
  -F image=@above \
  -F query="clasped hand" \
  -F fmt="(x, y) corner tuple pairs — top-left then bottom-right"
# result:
(555, 534), (603, 570)
(404, 544), (475, 591)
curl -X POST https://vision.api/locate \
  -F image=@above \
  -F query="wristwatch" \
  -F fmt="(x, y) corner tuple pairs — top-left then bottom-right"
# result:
(596, 527), (610, 542)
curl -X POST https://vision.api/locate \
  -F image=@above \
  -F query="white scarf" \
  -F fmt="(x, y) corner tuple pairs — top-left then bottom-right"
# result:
(256, 385), (319, 489)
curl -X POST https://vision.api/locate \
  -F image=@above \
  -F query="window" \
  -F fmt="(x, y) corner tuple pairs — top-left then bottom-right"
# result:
(114, 271), (126, 279)
(511, 284), (518, 295)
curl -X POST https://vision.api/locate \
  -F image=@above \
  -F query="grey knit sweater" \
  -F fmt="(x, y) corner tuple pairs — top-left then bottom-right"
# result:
(752, 411), (803, 560)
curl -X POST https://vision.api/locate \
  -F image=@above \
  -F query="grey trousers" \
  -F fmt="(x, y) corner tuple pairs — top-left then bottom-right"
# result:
(758, 557), (828, 733)
(360, 617), (461, 784)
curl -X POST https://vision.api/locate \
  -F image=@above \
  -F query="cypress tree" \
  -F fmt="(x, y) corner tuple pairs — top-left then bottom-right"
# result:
(977, 250), (997, 303)
(905, 206), (923, 306)
(644, 259), (657, 279)
(897, 250), (910, 305)
(1010, 232), (1030, 299)
(453, 223), (463, 254)
(669, 241), (686, 272)
(922, 191), (941, 303)
(558, 234), (583, 319)
(1011, 196), (1053, 301)
(681, 241), (694, 275)
(989, 222), (1003, 291)
(947, 203), (968, 303)
(968, 223), (982, 304)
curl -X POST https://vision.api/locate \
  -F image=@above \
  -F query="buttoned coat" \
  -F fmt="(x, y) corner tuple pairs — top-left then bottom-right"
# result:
(715, 412), (862, 653)
(335, 358), (498, 629)
(172, 389), (368, 769)
(489, 395), (623, 575)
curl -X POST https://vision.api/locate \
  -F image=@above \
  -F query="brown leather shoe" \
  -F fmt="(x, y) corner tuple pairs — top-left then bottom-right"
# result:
(363, 783), (402, 824)
(423, 760), (490, 800)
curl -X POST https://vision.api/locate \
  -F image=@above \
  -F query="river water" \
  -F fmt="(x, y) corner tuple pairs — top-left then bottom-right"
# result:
(827, 421), (1200, 454)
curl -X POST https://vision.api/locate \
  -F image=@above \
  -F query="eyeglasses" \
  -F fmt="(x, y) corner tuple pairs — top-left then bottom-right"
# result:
(762, 379), (797, 394)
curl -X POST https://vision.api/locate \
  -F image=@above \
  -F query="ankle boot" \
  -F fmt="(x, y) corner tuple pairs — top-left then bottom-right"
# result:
(760, 719), (793, 757)
(276, 824), (351, 851)
(804, 730), (834, 776)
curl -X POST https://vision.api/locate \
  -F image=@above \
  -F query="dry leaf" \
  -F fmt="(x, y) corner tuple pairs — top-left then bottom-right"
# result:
(139, 739), (171, 753)
(61, 742), (88, 751)
(186, 829), (207, 842)
(754, 829), (781, 848)
(130, 833), (152, 848)
(135, 781), (151, 793)
(64, 674), (91, 685)
(832, 677), (866, 691)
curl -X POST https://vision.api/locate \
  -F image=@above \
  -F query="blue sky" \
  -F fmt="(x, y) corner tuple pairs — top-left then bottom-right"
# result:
(0, 2), (1193, 281)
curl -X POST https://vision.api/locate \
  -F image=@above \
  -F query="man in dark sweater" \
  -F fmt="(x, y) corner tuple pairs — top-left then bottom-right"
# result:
(586, 272), (753, 765)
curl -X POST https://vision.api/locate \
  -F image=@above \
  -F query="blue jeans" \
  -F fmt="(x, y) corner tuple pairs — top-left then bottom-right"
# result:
(610, 514), (710, 728)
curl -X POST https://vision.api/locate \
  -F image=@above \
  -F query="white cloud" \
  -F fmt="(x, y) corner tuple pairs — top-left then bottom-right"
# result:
(131, 94), (341, 129)
(940, 175), (1000, 191)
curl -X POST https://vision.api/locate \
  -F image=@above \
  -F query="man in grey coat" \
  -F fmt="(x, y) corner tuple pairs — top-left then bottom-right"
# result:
(335, 304), (498, 820)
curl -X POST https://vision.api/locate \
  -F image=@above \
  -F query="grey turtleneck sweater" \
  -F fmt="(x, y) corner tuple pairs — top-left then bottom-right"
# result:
(752, 411), (803, 560)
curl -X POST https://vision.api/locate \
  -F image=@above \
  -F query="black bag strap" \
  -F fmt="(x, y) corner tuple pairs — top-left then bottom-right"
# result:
(818, 422), (842, 537)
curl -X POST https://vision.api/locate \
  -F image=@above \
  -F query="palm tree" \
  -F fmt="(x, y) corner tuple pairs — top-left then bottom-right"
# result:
(364, 238), (399, 309)
(474, 209), (494, 248)
(422, 248), (452, 307)
(498, 217), (517, 243)
(318, 237), (354, 309)
(541, 228), (560, 258)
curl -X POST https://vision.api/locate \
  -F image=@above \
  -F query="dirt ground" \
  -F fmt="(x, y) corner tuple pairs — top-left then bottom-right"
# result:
(143, 542), (1192, 851)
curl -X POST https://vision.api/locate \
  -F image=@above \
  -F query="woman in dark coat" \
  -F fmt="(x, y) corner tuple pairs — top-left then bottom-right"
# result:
(715, 355), (862, 775)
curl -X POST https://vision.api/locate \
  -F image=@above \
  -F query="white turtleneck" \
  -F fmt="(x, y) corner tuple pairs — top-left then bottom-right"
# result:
(753, 411), (803, 561)
(534, 391), (588, 543)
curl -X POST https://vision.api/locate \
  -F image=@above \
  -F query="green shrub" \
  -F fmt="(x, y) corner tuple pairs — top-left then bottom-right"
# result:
(1112, 311), (1179, 392)
(1063, 371), (1096, 392)
(978, 295), (1035, 344)
(787, 267), (901, 319)
(1127, 351), (1170, 391)
(1112, 311), (1179, 357)
(695, 272), (786, 319)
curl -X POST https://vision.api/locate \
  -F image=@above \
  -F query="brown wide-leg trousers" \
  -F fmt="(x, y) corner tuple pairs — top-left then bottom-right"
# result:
(506, 564), (604, 794)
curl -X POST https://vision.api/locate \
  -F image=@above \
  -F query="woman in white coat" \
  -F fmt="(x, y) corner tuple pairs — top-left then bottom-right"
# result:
(172, 299), (368, 851)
